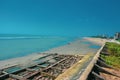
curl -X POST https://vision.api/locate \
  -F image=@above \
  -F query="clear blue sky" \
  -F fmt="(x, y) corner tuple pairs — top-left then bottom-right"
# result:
(0, 0), (120, 36)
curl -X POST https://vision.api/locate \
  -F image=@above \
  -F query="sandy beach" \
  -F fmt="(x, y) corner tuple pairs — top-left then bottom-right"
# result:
(45, 39), (99, 55)
(0, 37), (106, 70)
(83, 37), (107, 45)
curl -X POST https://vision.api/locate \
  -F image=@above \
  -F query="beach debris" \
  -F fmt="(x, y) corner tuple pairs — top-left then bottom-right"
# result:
(0, 53), (83, 80)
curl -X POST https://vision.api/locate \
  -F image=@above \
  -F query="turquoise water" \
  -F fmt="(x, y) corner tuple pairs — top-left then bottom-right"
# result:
(0, 35), (74, 60)
(0, 34), (101, 61)
(83, 41), (101, 49)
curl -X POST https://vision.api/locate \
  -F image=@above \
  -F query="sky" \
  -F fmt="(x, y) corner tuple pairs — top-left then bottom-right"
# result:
(0, 0), (120, 37)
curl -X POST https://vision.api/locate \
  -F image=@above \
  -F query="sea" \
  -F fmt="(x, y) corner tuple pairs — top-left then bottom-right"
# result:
(0, 34), (101, 61)
(0, 34), (76, 60)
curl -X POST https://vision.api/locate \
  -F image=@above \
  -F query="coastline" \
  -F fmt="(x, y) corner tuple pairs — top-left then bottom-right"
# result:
(83, 37), (107, 46)
(0, 37), (106, 70)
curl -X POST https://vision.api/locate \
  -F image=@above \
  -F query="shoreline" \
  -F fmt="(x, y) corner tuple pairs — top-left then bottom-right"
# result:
(0, 37), (106, 70)
(83, 37), (107, 45)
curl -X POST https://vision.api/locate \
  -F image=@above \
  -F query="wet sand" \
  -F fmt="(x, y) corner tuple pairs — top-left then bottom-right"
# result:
(45, 39), (99, 55)
(0, 37), (106, 70)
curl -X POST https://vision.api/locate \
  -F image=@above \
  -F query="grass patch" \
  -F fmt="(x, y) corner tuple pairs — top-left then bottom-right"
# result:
(101, 42), (120, 69)
(118, 40), (120, 42)
(105, 42), (120, 56)
(101, 55), (120, 68)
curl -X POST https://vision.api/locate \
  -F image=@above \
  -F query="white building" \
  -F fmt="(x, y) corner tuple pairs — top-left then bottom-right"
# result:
(114, 32), (120, 40)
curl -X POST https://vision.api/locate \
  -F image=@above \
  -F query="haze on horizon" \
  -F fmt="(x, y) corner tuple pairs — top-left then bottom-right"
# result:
(0, 0), (120, 37)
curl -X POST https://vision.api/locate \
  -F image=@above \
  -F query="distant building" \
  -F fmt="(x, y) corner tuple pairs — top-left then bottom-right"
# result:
(114, 32), (120, 40)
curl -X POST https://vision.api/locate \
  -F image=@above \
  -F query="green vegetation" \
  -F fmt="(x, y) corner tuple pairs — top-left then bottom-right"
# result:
(101, 42), (120, 68)
(118, 40), (120, 42)
(101, 55), (120, 68)
(105, 42), (120, 56)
